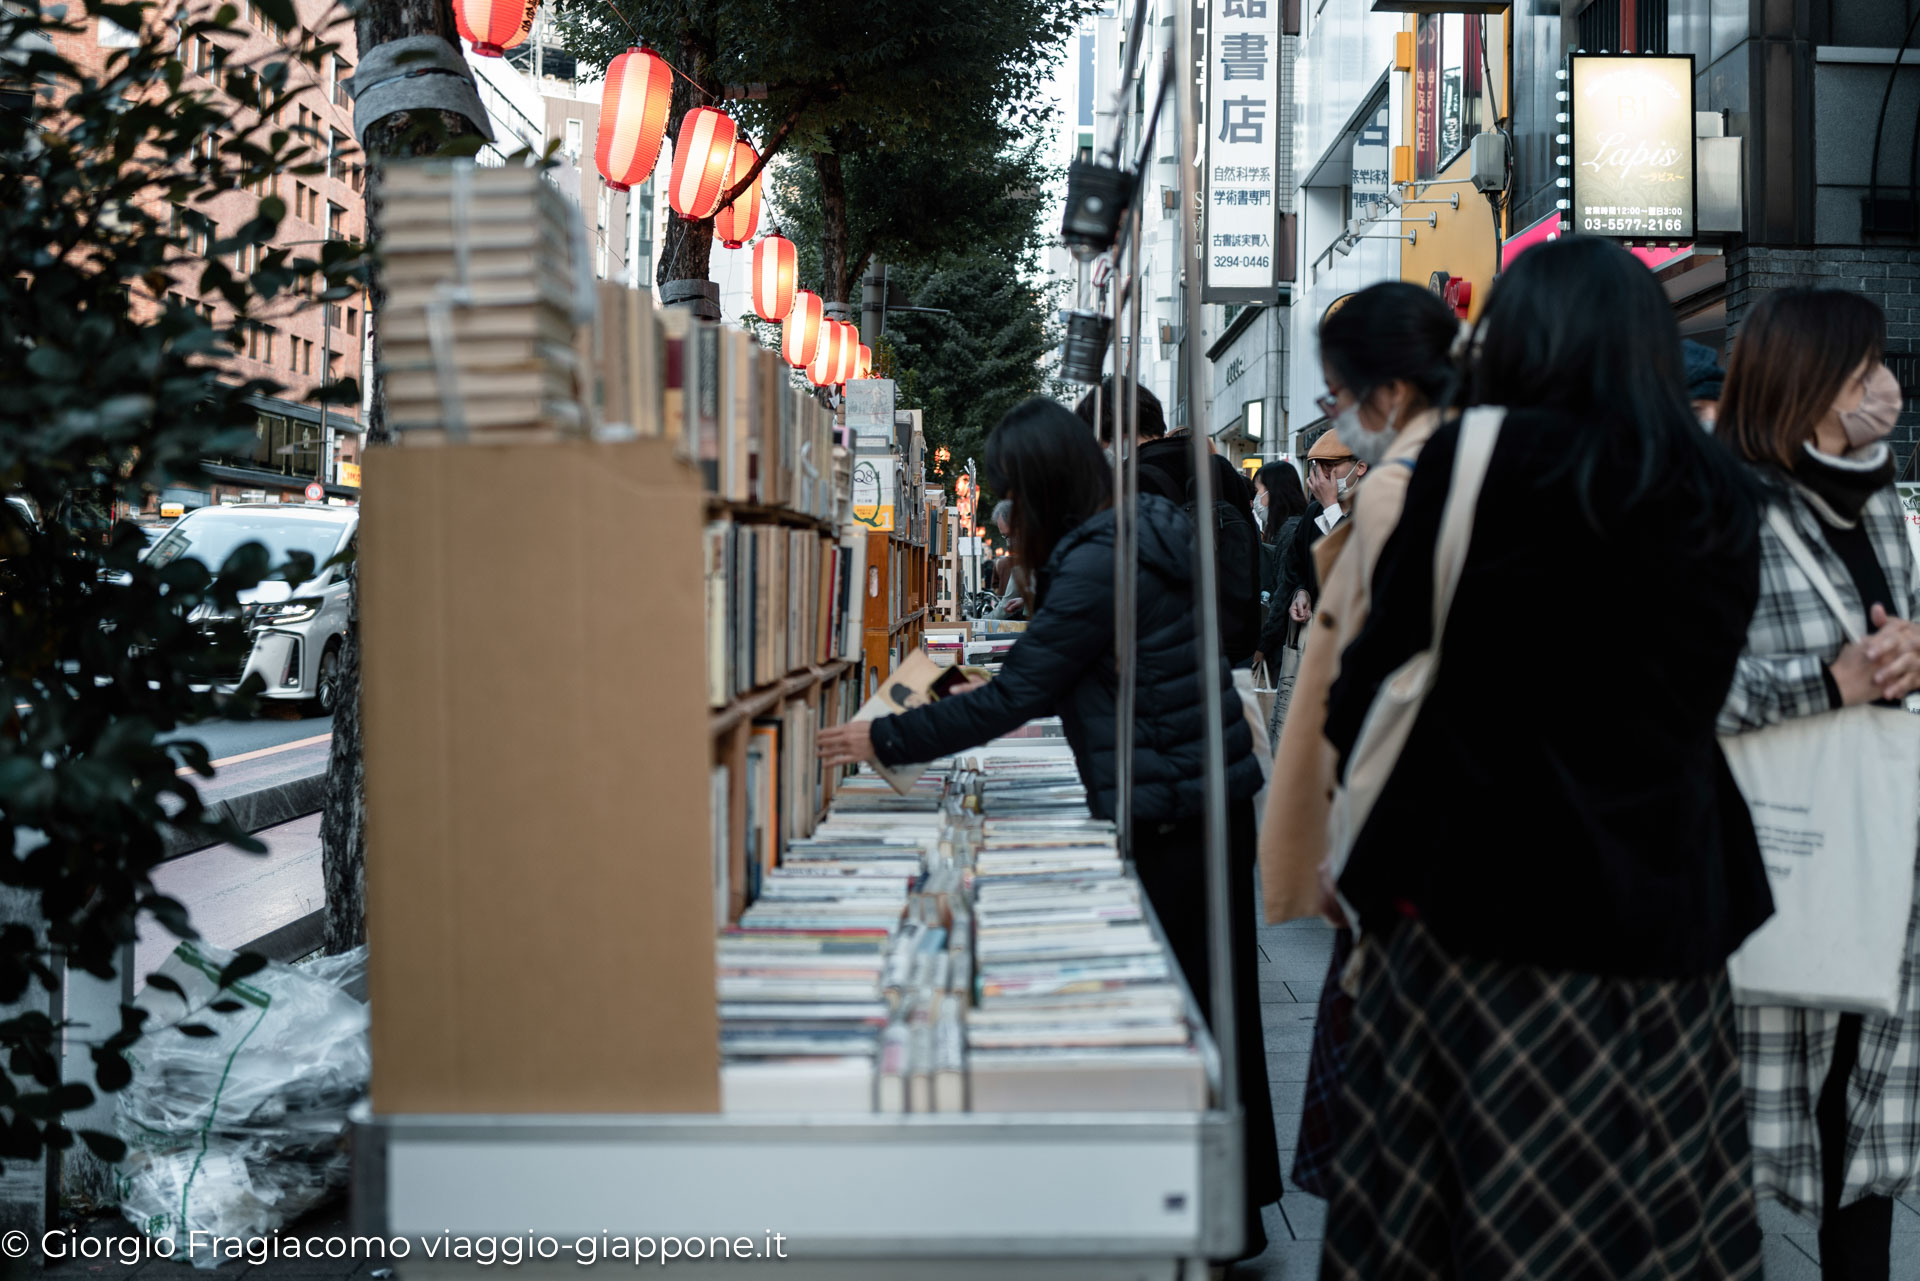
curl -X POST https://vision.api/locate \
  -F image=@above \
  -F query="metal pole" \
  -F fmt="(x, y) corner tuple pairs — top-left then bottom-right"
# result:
(1116, 194), (1144, 860)
(1173, 0), (1239, 1130)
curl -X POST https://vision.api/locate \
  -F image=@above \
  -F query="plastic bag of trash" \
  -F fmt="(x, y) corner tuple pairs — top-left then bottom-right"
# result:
(116, 941), (369, 1265)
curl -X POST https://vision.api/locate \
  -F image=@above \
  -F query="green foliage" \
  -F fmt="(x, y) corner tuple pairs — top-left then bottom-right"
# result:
(0, 0), (366, 1161)
(770, 125), (1053, 303)
(879, 250), (1063, 507)
(551, 0), (1085, 153)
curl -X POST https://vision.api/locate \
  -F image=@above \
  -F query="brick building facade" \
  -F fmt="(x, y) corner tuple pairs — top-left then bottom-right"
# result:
(50, 0), (367, 510)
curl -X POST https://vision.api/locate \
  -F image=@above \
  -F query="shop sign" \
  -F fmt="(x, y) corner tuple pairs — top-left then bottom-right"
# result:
(1203, 0), (1284, 303)
(1569, 55), (1696, 242)
(1503, 212), (1690, 273)
(337, 462), (362, 488)
(851, 459), (895, 532)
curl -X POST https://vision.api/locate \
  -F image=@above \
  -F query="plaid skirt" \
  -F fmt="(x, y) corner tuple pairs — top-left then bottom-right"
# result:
(1323, 918), (1763, 1281)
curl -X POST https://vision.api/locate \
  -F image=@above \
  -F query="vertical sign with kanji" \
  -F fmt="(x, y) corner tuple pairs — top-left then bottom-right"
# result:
(1204, 0), (1283, 302)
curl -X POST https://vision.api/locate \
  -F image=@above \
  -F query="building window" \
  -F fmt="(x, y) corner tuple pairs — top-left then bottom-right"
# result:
(326, 202), (347, 240)
(1575, 0), (1668, 55)
(1413, 15), (1493, 180)
(333, 59), (353, 107)
(170, 204), (210, 256)
(564, 117), (583, 161)
(240, 321), (275, 363)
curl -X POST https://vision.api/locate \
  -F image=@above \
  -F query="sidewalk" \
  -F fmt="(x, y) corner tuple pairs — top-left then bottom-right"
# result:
(1235, 914), (1920, 1279)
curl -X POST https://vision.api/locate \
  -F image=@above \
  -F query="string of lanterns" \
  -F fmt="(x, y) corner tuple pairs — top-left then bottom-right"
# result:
(446, 13), (874, 389)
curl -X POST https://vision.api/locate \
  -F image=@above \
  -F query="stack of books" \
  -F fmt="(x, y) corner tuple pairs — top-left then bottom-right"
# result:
(924, 626), (968, 668)
(962, 745), (1207, 1112)
(718, 765), (947, 1113)
(377, 161), (586, 440)
(964, 635), (1018, 673)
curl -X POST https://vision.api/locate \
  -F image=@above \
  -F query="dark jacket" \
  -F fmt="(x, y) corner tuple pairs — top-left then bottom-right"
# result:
(869, 493), (1263, 822)
(1257, 512), (1307, 660)
(1135, 435), (1264, 664)
(1324, 409), (1771, 979)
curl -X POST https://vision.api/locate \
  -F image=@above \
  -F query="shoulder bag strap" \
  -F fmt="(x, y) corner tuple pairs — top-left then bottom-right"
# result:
(1766, 505), (1866, 644)
(1428, 407), (1506, 645)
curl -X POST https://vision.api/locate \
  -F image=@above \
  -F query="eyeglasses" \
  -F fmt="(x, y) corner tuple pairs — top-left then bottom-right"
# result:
(1314, 390), (1342, 419)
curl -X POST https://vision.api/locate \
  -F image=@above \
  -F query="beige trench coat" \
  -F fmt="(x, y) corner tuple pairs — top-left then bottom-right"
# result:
(1258, 412), (1438, 923)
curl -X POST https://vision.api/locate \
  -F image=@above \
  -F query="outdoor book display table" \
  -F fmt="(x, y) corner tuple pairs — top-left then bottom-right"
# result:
(350, 438), (1246, 1276)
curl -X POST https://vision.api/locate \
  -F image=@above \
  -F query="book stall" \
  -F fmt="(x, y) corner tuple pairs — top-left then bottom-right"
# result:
(349, 160), (1244, 1277)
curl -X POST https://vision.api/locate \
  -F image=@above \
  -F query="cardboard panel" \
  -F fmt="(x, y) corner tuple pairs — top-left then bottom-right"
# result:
(362, 438), (719, 1113)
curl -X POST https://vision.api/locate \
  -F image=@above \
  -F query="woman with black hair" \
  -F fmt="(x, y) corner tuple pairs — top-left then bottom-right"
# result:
(816, 397), (1283, 1257)
(1254, 459), (1307, 537)
(1253, 461), (1307, 645)
(1254, 280), (1463, 1201)
(1716, 288), (1919, 1281)
(1319, 238), (1772, 1278)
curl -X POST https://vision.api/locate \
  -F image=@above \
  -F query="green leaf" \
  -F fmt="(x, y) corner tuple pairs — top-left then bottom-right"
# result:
(215, 952), (266, 989)
(78, 1130), (127, 1162)
(142, 973), (185, 999)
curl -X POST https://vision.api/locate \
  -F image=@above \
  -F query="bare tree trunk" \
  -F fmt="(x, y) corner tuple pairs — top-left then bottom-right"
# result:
(655, 34), (722, 297)
(815, 144), (850, 307)
(320, 0), (481, 954)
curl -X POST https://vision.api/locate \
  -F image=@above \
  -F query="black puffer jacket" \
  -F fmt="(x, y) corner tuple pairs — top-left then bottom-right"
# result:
(868, 494), (1262, 822)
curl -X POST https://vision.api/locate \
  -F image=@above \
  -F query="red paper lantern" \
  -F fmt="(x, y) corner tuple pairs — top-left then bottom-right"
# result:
(751, 235), (796, 322)
(668, 107), (738, 220)
(595, 47), (673, 193)
(452, 0), (534, 56)
(808, 320), (843, 386)
(856, 343), (873, 380)
(833, 323), (859, 385)
(782, 290), (824, 367)
(713, 139), (761, 248)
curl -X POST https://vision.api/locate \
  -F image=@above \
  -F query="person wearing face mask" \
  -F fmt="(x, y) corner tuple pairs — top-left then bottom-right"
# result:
(1269, 433), (1364, 641)
(1253, 282), (1465, 1200)
(1716, 290), (1918, 1281)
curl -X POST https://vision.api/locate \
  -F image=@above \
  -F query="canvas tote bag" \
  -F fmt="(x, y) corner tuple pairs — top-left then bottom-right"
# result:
(1326, 407), (1505, 922)
(1262, 620), (1303, 746)
(1721, 506), (1920, 1015)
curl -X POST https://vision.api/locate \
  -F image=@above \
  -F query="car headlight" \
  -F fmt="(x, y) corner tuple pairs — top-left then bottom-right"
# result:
(254, 600), (319, 626)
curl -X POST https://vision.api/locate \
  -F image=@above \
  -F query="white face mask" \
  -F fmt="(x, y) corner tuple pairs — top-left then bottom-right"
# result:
(1332, 399), (1398, 470)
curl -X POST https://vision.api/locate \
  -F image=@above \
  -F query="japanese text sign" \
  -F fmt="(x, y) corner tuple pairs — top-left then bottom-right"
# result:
(1205, 0), (1283, 302)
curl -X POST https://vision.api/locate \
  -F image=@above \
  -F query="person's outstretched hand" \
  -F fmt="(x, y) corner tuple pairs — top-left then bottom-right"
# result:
(818, 719), (876, 768)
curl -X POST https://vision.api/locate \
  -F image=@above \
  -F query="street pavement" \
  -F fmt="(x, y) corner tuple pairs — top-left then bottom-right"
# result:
(138, 812), (325, 976)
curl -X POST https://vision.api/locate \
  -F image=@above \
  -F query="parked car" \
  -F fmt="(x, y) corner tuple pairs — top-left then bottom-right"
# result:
(146, 503), (356, 714)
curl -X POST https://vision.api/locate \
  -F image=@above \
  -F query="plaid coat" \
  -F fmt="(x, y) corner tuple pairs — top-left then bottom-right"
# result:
(1717, 478), (1920, 1218)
